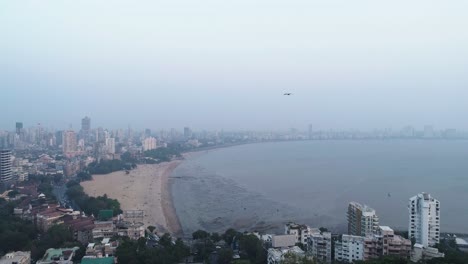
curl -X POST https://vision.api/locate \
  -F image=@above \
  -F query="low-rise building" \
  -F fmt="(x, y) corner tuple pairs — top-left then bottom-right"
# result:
(93, 221), (115, 240)
(62, 214), (95, 244)
(364, 226), (411, 260)
(285, 222), (318, 245)
(36, 247), (79, 264)
(267, 246), (305, 264)
(0, 251), (30, 264)
(411, 243), (445, 262)
(35, 206), (71, 232)
(115, 221), (145, 240)
(272, 235), (297, 248)
(80, 257), (115, 264)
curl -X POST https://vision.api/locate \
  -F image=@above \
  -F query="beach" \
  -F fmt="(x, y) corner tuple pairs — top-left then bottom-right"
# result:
(81, 161), (183, 236)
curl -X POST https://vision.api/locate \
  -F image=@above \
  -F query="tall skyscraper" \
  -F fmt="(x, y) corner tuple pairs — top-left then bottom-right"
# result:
(62, 130), (77, 155)
(409, 193), (440, 247)
(15, 122), (23, 135)
(143, 137), (157, 151)
(105, 137), (115, 154)
(347, 202), (380, 237)
(80, 116), (91, 142)
(0, 149), (13, 190)
(81, 116), (91, 131)
(184, 127), (192, 139)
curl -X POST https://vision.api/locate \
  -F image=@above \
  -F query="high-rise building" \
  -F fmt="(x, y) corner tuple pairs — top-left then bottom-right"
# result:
(0, 149), (14, 190)
(62, 130), (77, 155)
(408, 193), (440, 247)
(145, 129), (151, 137)
(80, 116), (91, 142)
(81, 116), (91, 131)
(348, 202), (379, 237)
(142, 137), (157, 151)
(55, 131), (64, 146)
(15, 122), (23, 135)
(334, 235), (365, 263)
(308, 124), (313, 139)
(184, 127), (192, 139)
(308, 232), (332, 263)
(105, 138), (115, 154)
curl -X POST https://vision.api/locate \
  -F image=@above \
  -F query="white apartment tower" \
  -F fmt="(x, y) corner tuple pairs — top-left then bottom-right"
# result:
(105, 138), (115, 154)
(62, 130), (77, 155)
(334, 235), (365, 263)
(409, 193), (440, 247)
(0, 149), (14, 189)
(142, 137), (157, 151)
(348, 202), (379, 237)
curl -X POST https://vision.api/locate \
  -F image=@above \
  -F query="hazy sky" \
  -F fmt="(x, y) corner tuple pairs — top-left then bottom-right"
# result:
(1, 0), (467, 131)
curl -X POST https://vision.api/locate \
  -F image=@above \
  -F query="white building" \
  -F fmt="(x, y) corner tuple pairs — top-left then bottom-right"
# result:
(334, 235), (365, 263)
(105, 138), (115, 154)
(142, 137), (157, 151)
(62, 130), (77, 155)
(308, 232), (332, 263)
(267, 246), (305, 264)
(272, 235), (297, 248)
(348, 202), (379, 237)
(285, 222), (319, 245)
(0, 251), (30, 264)
(411, 243), (445, 262)
(408, 193), (440, 247)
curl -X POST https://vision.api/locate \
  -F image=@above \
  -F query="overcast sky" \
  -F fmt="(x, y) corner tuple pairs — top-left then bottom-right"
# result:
(1, 0), (467, 131)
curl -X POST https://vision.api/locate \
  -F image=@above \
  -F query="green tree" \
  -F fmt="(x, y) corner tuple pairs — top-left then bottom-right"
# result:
(223, 228), (242, 246)
(283, 252), (315, 264)
(193, 230), (210, 240)
(239, 234), (266, 264)
(211, 232), (222, 242)
(218, 248), (234, 264)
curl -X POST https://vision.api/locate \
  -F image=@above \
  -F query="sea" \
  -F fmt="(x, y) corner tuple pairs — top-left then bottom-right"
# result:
(170, 140), (468, 236)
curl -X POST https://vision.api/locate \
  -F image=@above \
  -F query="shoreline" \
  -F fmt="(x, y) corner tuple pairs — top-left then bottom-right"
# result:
(160, 160), (183, 236)
(81, 161), (184, 235)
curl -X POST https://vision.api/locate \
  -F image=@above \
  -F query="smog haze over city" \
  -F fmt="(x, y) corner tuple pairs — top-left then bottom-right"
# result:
(2, 1), (468, 264)
(1, 0), (468, 131)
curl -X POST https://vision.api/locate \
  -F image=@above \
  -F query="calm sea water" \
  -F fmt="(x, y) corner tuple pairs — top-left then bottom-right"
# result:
(171, 140), (468, 235)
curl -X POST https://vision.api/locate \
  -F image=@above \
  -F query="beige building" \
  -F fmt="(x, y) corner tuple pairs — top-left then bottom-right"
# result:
(348, 202), (380, 237)
(142, 137), (157, 151)
(364, 226), (411, 260)
(62, 130), (77, 156)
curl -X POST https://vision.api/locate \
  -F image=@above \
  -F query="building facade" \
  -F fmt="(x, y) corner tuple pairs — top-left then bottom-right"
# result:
(348, 202), (379, 237)
(285, 222), (318, 245)
(364, 226), (411, 261)
(334, 235), (365, 263)
(0, 251), (31, 264)
(408, 192), (440, 247)
(62, 130), (77, 156)
(0, 149), (13, 190)
(142, 137), (157, 151)
(308, 232), (332, 263)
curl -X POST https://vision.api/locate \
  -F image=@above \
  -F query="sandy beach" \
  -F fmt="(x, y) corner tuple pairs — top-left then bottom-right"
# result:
(81, 161), (183, 235)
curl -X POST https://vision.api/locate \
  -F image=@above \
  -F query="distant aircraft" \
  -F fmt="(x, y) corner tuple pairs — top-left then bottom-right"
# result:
(284, 93), (292, 96)
(387, 192), (391, 198)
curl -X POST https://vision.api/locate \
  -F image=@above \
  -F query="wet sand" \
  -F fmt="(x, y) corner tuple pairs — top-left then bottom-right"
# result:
(81, 162), (183, 235)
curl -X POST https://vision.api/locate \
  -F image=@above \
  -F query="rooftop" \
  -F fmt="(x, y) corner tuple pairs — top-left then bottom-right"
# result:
(80, 257), (115, 264)
(379, 226), (393, 232)
(39, 247), (79, 262)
